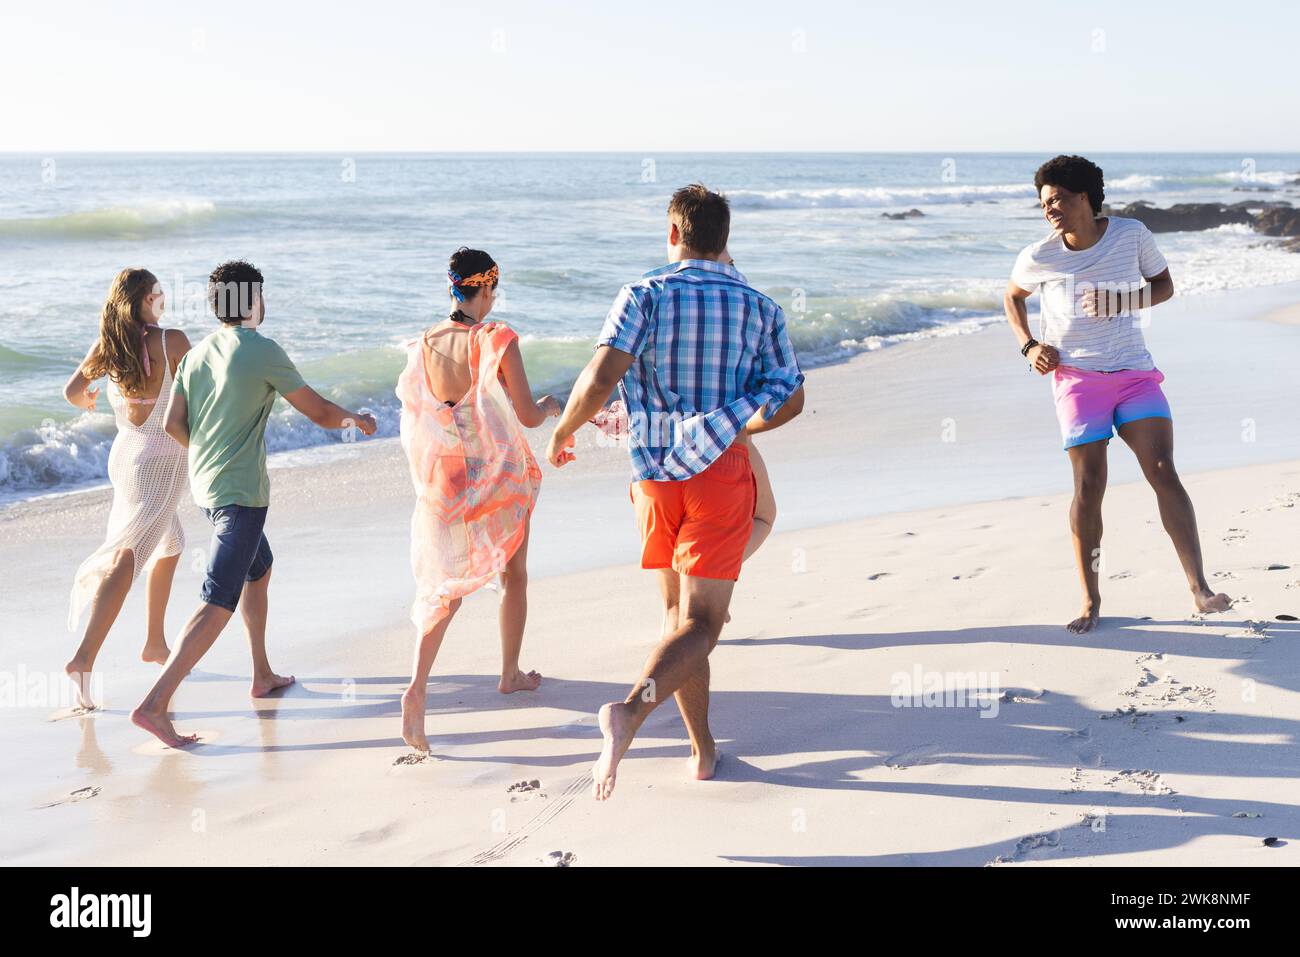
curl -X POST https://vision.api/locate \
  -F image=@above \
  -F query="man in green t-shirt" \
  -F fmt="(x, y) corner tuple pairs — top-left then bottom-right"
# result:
(132, 260), (376, 749)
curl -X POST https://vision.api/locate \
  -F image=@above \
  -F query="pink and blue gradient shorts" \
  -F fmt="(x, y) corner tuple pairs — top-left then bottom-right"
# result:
(1051, 366), (1171, 450)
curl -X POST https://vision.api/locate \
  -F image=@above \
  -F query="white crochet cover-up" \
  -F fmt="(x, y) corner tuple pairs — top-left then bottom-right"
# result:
(68, 328), (189, 631)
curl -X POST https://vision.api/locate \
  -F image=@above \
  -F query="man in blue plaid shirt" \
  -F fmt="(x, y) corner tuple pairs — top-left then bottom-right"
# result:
(547, 183), (805, 800)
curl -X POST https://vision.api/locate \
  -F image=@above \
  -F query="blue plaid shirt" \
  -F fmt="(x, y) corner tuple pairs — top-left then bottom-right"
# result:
(596, 260), (804, 482)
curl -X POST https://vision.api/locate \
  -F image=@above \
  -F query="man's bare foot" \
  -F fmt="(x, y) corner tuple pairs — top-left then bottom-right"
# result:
(687, 743), (721, 781)
(141, 641), (169, 665)
(250, 673), (295, 698)
(64, 660), (96, 711)
(1193, 588), (1232, 616)
(130, 707), (199, 748)
(592, 702), (636, 801)
(1067, 602), (1100, 634)
(400, 688), (429, 752)
(498, 668), (542, 694)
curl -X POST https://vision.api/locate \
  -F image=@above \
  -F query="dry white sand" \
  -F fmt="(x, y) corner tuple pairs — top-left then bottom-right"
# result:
(2, 286), (1298, 867)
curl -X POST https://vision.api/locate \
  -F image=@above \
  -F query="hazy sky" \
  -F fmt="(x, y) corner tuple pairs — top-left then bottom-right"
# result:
(2, 0), (1296, 152)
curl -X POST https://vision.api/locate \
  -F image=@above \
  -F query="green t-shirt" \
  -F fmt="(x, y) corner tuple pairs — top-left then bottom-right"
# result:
(173, 325), (307, 508)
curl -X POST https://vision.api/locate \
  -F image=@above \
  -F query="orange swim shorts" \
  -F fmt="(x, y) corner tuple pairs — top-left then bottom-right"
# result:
(630, 443), (756, 581)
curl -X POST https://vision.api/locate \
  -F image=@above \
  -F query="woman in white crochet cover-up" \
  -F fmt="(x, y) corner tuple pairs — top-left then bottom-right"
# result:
(63, 268), (192, 710)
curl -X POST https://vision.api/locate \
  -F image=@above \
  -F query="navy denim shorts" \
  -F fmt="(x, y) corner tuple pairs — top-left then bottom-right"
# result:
(200, 505), (273, 611)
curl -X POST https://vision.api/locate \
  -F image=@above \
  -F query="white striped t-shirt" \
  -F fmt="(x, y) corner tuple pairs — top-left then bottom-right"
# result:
(1011, 216), (1168, 372)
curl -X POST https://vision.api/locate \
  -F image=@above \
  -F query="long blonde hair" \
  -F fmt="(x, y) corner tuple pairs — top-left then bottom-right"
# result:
(83, 268), (159, 396)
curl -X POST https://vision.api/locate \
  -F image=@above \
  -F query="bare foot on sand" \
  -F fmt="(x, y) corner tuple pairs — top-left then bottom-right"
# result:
(1067, 602), (1100, 634)
(130, 707), (199, 748)
(592, 702), (636, 801)
(687, 743), (721, 781)
(140, 641), (170, 665)
(498, 669), (542, 694)
(250, 673), (295, 698)
(63, 660), (96, 711)
(401, 688), (429, 752)
(1193, 588), (1232, 616)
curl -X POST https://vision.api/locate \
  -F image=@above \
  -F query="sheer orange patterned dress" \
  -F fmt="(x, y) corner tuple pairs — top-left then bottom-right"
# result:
(395, 321), (542, 634)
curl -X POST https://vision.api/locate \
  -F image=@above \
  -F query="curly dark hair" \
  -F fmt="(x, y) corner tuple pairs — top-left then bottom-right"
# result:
(208, 260), (264, 323)
(1034, 155), (1105, 215)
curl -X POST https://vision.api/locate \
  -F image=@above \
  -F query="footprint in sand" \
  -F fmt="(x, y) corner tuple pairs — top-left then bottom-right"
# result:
(1214, 570), (1242, 581)
(47, 706), (99, 723)
(393, 752), (432, 766)
(999, 687), (1046, 705)
(990, 830), (1061, 864)
(1100, 704), (1152, 722)
(1135, 652), (1165, 663)
(39, 785), (101, 809)
(884, 743), (942, 769)
(1223, 528), (1248, 545)
(542, 851), (577, 867)
(1261, 492), (1300, 511)
(1120, 668), (1161, 697)
(508, 779), (547, 802)
(1105, 769), (1174, 795)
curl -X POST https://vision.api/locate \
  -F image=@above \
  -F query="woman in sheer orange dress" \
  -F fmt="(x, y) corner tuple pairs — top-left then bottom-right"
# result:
(396, 248), (561, 752)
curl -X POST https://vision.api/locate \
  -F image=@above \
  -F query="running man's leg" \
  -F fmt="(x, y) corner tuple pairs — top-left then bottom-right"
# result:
(143, 552), (179, 664)
(401, 598), (461, 752)
(498, 515), (541, 693)
(1067, 440), (1109, 634)
(658, 568), (716, 779)
(132, 506), (266, 747)
(1117, 417), (1231, 615)
(592, 574), (734, 800)
(66, 548), (136, 710)
(132, 602), (233, 746)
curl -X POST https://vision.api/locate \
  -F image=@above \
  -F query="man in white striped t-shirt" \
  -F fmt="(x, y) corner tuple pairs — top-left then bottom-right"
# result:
(1004, 155), (1231, 634)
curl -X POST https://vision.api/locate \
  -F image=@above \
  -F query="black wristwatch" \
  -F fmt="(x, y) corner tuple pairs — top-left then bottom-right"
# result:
(1020, 338), (1038, 357)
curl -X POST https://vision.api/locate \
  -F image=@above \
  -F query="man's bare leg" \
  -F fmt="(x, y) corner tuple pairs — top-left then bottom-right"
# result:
(65, 548), (135, 710)
(143, 553), (179, 664)
(401, 599), (460, 751)
(241, 568), (293, 697)
(593, 575), (734, 800)
(131, 601), (235, 747)
(1066, 440), (1108, 634)
(1118, 417), (1231, 615)
(498, 516), (541, 693)
(657, 569), (719, 781)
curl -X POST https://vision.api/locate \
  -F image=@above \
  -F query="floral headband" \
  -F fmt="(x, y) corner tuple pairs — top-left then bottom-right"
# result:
(448, 264), (499, 302)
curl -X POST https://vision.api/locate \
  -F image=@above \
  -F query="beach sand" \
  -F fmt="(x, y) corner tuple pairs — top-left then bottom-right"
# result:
(2, 285), (1298, 867)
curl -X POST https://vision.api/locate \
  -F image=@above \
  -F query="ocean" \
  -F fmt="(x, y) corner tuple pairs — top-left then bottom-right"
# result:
(2, 151), (1298, 501)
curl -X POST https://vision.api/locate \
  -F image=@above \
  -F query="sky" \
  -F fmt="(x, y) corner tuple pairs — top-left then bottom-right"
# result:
(1, 0), (1296, 152)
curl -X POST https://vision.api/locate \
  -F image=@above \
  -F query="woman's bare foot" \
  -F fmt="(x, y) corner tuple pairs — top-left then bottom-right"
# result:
(400, 688), (429, 752)
(64, 659), (96, 711)
(1193, 588), (1232, 616)
(250, 673), (295, 698)
(130, 706), (199, 748)
(498, 668), (542, 694)
(592, 702), (636, 801)
(1066, 601), (1100, 634)
(687, 743), (721, 781)
(141, 641), (170, 665)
